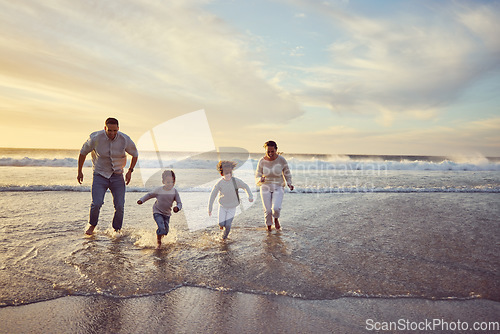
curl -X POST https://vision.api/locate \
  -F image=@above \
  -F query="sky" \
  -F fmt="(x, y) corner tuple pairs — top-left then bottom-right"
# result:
(0, 0), (499, 156)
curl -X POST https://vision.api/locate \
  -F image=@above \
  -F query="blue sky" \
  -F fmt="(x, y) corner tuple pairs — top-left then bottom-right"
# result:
(0, 0), (499, 156)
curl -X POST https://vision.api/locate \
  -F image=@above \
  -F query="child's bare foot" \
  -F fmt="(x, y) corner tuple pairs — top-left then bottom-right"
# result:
(157, 235), (162, 248)
(85, 225), (95, 235)
(274, 218), (281, 230)
(267, 225), (272, 231)
(219, 225), (224, 230)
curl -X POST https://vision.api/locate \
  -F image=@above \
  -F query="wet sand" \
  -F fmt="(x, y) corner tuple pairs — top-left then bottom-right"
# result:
(0, 287), (498, 333)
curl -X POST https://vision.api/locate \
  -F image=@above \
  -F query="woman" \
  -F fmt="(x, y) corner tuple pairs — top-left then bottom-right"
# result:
(255, 140), (294, 231)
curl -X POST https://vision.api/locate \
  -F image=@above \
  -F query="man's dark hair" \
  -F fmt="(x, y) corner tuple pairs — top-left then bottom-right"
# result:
(105, 118), (119, 126)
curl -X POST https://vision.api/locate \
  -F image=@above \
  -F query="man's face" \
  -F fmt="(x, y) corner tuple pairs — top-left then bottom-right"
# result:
(105, 124), (119, 140)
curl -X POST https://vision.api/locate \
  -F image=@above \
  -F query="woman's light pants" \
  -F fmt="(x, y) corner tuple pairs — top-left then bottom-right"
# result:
(260, 184), (284, 226)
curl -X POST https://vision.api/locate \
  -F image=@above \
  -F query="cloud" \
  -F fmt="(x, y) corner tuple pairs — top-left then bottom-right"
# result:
(457, 2), (500, 55)
(0, 0), (303, 148)
(1, 0), (497, 156)
(350, 116), (500, 156)
(286, 1), (500, 124)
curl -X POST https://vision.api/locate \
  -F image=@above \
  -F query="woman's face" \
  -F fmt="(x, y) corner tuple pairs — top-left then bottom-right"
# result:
(265, 146), (277, 160)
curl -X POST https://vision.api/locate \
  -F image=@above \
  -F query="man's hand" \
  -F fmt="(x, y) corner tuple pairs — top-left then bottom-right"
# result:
(77, 171), (84, 184)
(77, 154), (87, 185)
(125, 170), (133, 185)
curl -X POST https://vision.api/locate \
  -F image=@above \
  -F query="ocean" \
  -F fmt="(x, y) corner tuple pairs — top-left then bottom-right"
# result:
(0, 147), (499, 310)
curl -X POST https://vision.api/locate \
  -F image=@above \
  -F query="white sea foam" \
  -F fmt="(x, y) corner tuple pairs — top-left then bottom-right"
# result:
(1, 185), (498, 193)
(1, 155), (499, 171)
(0, 157), (84, 167)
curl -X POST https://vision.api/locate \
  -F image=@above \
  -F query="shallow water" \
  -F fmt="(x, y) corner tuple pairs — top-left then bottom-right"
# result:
(0, 190), (498, 306)
(0, 149), (499, 307)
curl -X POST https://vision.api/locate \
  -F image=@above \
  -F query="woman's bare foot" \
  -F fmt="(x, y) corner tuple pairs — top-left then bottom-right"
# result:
(85, 225), (95, 235)
(274, 218), (281, 230)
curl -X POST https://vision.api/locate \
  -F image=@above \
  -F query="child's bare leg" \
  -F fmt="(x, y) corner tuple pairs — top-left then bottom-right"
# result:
(85, 225), (96, 235)
(157, 234), (162, 248)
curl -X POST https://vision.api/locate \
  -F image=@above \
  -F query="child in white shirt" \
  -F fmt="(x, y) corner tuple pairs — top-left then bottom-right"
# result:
(208, 161), (253, 240)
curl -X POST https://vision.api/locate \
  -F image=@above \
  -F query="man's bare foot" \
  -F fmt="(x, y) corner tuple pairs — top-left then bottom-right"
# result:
(274, 218), (281, 230)
(267, 225), (272, 231)
(85, 225), (95, 235)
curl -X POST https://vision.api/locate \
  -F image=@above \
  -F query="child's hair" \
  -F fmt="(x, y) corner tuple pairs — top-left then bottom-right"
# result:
(162, 169), (176, 183)
(217, 160), (237, 176)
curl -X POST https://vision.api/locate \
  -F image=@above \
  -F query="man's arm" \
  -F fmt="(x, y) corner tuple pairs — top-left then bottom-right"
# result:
(77, 154), (86, 184)
(125, 155), (138, 185)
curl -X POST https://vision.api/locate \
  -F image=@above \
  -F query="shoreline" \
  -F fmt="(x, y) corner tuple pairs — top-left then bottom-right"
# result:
(1, 287), (498, 333)
(2, 283), (499, 308)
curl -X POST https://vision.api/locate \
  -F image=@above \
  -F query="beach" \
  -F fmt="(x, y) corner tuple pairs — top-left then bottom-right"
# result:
(1, 287), (499, 333)
(0, 149), (499, 333)
(2, 0), (500, 331)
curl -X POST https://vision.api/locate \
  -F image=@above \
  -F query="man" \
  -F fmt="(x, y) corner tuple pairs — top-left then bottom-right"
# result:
(78, 118), (138, 235)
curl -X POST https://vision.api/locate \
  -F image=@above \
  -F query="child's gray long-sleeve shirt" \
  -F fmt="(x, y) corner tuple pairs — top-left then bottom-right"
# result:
(208, 177), (253, 212)
(140, 187), (182, 216)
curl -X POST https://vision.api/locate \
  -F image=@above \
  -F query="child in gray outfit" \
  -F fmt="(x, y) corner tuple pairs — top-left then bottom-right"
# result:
(138, 170), (182, 248)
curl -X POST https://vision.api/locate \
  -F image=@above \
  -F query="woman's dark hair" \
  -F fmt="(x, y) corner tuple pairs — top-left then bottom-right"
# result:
(162, 170), (176, 182)
(264, 140), (278, 149)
